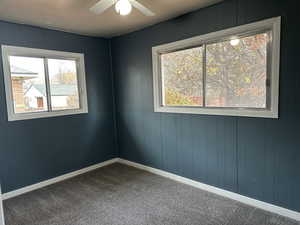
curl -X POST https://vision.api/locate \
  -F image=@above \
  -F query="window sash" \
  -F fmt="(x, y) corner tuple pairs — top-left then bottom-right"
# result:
(2, 45), (88, 121)
(152, 17), (281, 118)
(160, 31), (270, 110)
(161, 45), (204, 107)
(44, 58), (53, 112)
(9, 57), (82, 113)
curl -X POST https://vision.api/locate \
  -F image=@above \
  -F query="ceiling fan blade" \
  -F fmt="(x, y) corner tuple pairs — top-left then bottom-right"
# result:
(90, 0), (114, 14)
(130, 0), (155, 16)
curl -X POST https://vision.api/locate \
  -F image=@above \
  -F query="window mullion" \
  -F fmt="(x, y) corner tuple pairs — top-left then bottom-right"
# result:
(202, 44), (207, 107)
(43, 58), (52, 112)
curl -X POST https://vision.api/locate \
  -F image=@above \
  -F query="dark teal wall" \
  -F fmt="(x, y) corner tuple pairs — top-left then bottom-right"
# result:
(111, 0), (300, 212)
(0, 21), (117, 193)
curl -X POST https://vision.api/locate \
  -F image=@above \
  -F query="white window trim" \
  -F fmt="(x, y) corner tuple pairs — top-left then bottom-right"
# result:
(152, 17), (281, 118)
(1, 45), (89, 121)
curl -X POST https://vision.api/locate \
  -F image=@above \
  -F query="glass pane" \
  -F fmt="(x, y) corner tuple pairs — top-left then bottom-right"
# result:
(206, 32), (268, 108)
(48, 59), (80, 111)
(9, 56), (48, 113)
(161, 46), (203, 106)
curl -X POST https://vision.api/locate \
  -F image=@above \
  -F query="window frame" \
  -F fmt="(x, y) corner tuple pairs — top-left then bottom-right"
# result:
(2, 45), (88, 121)
(152, 17), (281, 118)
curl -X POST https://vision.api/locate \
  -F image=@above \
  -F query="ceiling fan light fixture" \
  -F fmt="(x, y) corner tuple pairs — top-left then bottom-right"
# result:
(115, 0), (132, 16)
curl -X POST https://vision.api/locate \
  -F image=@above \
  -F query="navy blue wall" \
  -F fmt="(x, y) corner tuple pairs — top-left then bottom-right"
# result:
(111, 0), (300, 212)
(0, 21), (117, 193)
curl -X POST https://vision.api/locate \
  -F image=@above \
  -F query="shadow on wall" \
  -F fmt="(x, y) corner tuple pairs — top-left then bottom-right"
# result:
(118, 112), (147, 163)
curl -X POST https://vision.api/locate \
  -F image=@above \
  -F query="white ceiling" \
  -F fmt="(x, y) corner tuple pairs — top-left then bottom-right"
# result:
(0, 0), (222, 37)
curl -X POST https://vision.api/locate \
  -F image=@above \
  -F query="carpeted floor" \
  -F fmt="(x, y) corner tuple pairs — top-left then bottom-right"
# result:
(3, 163), (300, 225)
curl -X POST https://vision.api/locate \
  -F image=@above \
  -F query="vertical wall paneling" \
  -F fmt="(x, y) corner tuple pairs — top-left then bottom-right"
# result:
(111, 0), (300, 212)
(0, 21), (117, 193)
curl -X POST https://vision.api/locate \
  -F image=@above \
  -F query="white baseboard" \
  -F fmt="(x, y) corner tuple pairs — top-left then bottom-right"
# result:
(117, 158), (300, 222)
(0, 185), (5, 225)
(2, 158), (118, 200)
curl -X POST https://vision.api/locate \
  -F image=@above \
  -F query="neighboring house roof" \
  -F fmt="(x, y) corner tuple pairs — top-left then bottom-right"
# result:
(27, 84), (78, 96)
(10, 65), (38, 75)
(10, 65), (39, 79)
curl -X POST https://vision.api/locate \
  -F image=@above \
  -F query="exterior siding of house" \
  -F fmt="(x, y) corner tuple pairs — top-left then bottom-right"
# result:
(11, 79), (25, 112)
(24, 86), (47, 110)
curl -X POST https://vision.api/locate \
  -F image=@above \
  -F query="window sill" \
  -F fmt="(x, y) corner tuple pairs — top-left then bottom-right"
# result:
(7, 109), (88, 121)
(154, 106), (278, 119)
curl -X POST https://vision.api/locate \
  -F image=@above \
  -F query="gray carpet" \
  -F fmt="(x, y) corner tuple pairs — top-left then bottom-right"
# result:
(3, 163), (300, 225)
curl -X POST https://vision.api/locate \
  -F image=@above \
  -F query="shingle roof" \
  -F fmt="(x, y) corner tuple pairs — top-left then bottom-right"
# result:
(32, 84), (78, 96)
(10, 65), (38, 75)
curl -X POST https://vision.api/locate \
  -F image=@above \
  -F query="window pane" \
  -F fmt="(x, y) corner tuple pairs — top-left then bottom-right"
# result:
(48, 59), (80, 111)
(206, 33), (268, 108)
(9, 56), (48, 113)
(161, 47), (203, 106)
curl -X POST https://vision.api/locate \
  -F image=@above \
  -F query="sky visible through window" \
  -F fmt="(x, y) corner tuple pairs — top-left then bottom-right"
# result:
(10, 56), (76, 77)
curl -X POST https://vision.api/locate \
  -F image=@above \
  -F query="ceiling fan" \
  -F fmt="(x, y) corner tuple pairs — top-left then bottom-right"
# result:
(90, 0), (155, 16)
